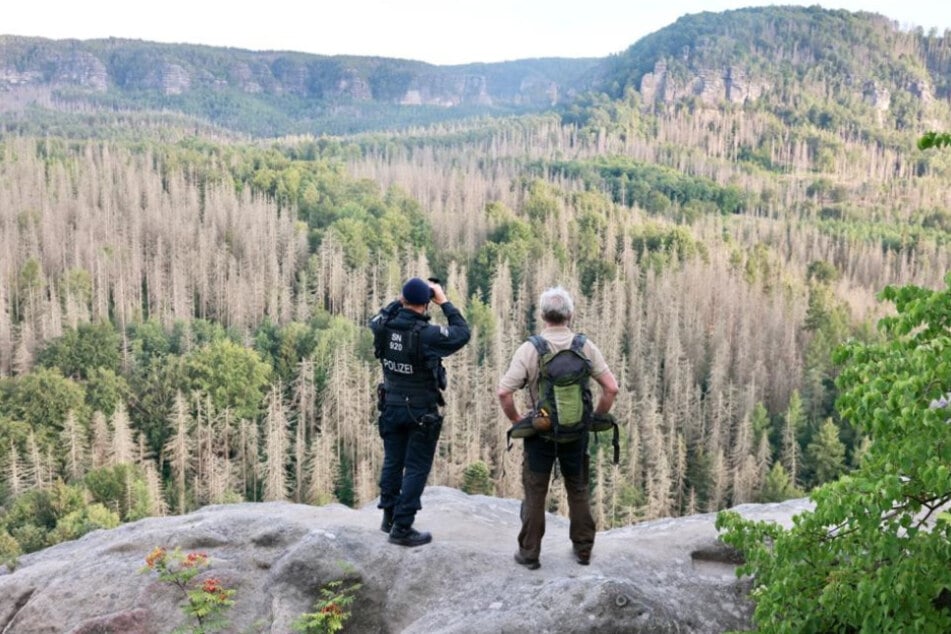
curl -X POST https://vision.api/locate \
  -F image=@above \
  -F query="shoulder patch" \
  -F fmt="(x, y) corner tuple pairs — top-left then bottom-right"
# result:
(439, 326), (449, 337)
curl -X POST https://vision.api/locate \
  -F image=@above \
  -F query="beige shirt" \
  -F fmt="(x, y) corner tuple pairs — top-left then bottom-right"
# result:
(498, 325), (610, 404)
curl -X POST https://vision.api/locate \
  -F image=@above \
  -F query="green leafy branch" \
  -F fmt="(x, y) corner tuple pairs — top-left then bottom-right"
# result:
(717, 274), (951, 632)
(918, 131), (951, 150)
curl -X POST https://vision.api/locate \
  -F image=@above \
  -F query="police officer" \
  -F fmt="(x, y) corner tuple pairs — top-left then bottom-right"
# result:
(370, 277), (470, 546)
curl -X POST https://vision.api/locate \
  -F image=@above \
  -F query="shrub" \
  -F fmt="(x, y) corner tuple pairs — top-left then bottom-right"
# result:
(292, 576), (362, 634)
(717, 275), (951, 632)
(141, 547), (235, 634)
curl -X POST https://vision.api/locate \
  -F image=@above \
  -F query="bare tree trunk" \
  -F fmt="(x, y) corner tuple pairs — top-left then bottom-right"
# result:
(60, 410), (89, 482)
(110, 404), (135, 466)
(164, 392), (193, 514)
(262, 384), (289, 502)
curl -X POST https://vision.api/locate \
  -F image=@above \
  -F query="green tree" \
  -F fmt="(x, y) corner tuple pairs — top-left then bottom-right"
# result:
(805, 418), (846, 485)
(471, 216), (537, 296)
(717, 275), (951, 632)
(128, 353), (189, 458)
(292, 574), (362, 634)
(461, 461), (494, 495)
(127, 318), (173, 367)
(0, 529), (19, 568)
(0, 368), (86, 432)
(334, 452), (354, 508)
(749, 401), (773, 453)
(802, 280), (851, 428)
(50, 503), (120, 543)
(805, 259), (839, 284)
(1, 482), (86, 554)
(779, 390), (805, 487)
(185, 339), (272, 420)
(36, 321), (121, 380)
(254, 321), (318, 383)
(84, 367), (130, 416)
(85, 464), (153, 521)
(758, 462), (803, 503)
(464, 297), (496, 363)
(14, 257), (43, 320)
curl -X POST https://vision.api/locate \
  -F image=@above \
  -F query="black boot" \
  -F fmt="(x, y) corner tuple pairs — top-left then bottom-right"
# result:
(380, 508), (394, 533)
(388, 525), (432, 547)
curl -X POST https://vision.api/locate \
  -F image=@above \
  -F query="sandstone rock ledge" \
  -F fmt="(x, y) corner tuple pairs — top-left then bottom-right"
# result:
(0, 487), (811, 633)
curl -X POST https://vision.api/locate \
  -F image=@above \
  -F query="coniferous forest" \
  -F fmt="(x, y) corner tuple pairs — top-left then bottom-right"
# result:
(2, 6), (951, 573)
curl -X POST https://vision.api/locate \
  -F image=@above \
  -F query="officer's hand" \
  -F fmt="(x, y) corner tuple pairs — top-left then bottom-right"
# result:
(430, 283), (447, 305)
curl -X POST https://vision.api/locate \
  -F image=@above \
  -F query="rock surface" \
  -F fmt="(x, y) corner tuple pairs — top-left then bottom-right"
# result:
(0, 487), (812, 633)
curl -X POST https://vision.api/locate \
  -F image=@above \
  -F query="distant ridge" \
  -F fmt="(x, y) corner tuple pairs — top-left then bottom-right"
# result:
(0, 34), (599, 136)
(599, 6), (948, 112)
(2, 6), (949, 136)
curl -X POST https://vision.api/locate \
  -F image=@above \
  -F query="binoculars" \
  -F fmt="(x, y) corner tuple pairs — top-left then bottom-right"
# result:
(427, 277), (440, 299)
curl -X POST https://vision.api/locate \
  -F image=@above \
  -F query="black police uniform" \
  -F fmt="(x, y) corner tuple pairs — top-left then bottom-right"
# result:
(370, 299), (470, 536)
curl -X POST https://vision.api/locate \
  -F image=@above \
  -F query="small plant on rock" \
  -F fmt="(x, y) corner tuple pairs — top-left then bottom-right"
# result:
(141, 547), (235, 634)
(292, 571), (362, 634)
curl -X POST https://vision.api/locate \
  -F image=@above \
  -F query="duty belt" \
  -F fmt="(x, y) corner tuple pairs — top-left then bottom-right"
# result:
(384, 390), (438, 407)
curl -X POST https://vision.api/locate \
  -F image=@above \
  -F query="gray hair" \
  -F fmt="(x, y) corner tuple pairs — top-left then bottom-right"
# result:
(539, 286), (573, 324)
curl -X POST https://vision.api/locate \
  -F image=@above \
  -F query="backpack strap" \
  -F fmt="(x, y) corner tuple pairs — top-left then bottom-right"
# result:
(591, 412), (620, 465)
(506, 415), (537, 451)
(528, 334), (550, 361)
(612, 422), (619, 464)
(570, 333), (587, 353)
(599, 421), (620, 465)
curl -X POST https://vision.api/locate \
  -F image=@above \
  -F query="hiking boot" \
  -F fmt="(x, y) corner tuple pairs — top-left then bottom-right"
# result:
(575, 549), (591, 566)
(514, 552), (541, 570)
(380, 508), (394, 533)
(388, 525), (432, 547)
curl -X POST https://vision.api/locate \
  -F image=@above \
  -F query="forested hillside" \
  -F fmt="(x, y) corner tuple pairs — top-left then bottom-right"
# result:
(1, 6), (950, 568)
(0, 34), (598, 136)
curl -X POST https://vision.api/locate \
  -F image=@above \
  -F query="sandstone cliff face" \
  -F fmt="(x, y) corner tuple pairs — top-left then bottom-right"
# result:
(863, 80), (891, 111)
(639, 60), (767, 106)
(50, 51), (109, 91)
(400, 73), (491, 107)
(638, 57), (935, 111)
(0, 66), (43, 87)
(269, 57), (309, 96)
(156, 63), (190, 95)
(0, 486), (811, 634)
(0, 50), (107, 93)
(336, 67), (373, 101)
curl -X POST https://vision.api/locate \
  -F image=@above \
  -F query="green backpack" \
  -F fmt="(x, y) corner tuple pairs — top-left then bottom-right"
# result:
(506, 333), (620, 464)
(530, 334), (593, 441)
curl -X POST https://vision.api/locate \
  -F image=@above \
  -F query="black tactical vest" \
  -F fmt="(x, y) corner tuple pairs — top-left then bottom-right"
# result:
(380, 321), (436, 399)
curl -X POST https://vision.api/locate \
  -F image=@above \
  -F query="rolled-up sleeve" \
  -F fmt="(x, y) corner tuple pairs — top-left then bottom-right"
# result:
(583, 340), (610, 377)
(498, 341), (536, 393)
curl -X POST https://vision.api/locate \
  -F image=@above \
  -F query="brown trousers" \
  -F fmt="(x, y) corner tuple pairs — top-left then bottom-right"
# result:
(517, 436), (595, 560)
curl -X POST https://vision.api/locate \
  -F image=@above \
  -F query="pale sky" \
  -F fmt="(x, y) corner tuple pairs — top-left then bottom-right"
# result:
(5, 1), (951, 65)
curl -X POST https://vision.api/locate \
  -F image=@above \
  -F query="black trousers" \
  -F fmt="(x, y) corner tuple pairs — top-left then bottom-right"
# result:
(377, 403), (442, 529)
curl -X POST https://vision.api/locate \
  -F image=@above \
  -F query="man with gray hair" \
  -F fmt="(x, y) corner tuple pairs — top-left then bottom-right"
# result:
(497, 286), (619, 569)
